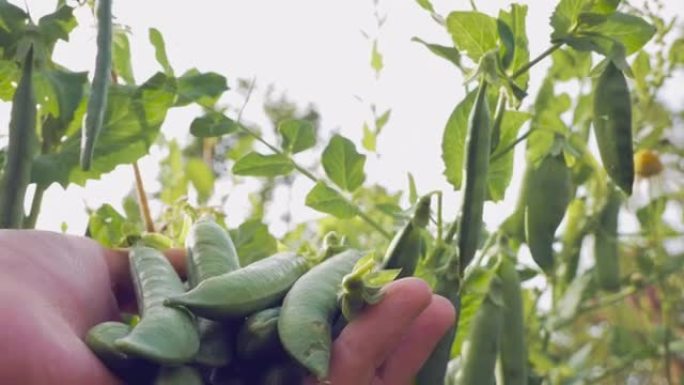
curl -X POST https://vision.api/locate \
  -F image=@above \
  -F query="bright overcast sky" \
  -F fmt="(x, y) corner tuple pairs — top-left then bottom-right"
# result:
(1, 0), (682, 237)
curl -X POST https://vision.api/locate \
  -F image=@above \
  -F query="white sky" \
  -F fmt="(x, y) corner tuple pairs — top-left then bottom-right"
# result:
(1, 0), (682, 242)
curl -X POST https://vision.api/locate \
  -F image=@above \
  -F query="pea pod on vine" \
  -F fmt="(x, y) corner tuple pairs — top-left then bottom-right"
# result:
(382, 194), (431, 278)
(0, 47), (36, 229)
(80, 0), (113, 170)
(525, 154), (572, 273)
(592, 61), (634, 195)
(457, 78), (492, 272)
(594, 186), (622, 291)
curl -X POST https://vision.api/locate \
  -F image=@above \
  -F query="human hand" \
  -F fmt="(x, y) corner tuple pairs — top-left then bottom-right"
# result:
(305, 277), (455, 385)
(0, 230), (184, 385)
(0, 230), (455, 385)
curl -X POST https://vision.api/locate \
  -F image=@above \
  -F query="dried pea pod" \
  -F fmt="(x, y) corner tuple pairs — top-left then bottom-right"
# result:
(382, 195), (431, 278)
(496, 256), (527, 385)
(457, 79), (491, 271)
(115, 246), (200, 365)
(166, 252), (308, 319)
(80, 0), (112, 170)
(594, 186), (622, 291)
(524, 155), (572, 272)
(592, 61), (634, 195)
(0, 47), (36, 229)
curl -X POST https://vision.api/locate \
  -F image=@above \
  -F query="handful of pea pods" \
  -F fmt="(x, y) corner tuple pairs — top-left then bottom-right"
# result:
(85, 217), (383, 385)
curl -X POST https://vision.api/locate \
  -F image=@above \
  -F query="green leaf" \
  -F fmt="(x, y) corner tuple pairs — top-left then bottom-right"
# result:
(371, 40), (383, 75)
(592, 0), (621, 14)
(149, 28), (174, 76)
(322, 134), (367, 192)
(407, 172), (418, 205)
(37, 69), (89, 146)
(451, 267), (496, 357)
(411, 37), (462, 68)
(176, 69), (228, 108)
(499, 4), (529, 89)
(526, 78), (571, 165)
(305, 182), (357, 219)
(0, 59), (18, 100)
(550, 0), (592, 40)
(37, 5), (77, 53)
(670, 38), (684, 67)
(159, 140), (188, 205)
(279, 119), (316, 154)
(550, 47), (592, 80)
(31, 72), (177, 187)
(190, 112), (238, 137)
(0, 1), (28, 59)
(186, 158), (214, 203)
(113, 26), (135, 84)
(488, 111), (530, 201)
(415, 0), (435, 13)
(361, 122), (376, 152)
(232, 152), (294, 177)
(446, 11), (498, 62)
(497, 19), (515, 70)
(87, 204), (136, 248)
(229, 219), (278, 266)
(442, 90), (477, 190)
(584, 12), (655, 55)
(375, 109), (391, 133)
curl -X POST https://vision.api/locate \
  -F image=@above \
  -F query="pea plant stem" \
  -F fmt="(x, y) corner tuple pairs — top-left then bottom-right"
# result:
(133, 161), (155, 233)
(511, 43), (563, 80)
(233, 79), (392, 240)
(24, 184), (46, 229)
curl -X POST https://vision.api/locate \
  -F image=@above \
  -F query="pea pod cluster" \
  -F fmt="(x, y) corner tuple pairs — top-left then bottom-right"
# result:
(86, 222), (379, 384)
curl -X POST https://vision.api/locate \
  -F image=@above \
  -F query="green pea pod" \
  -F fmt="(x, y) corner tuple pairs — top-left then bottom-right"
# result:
(186, 217), (241, 366)
(154, 366), (204, 385)
(194, 317), (234, 367)
(594, 186), (622, 291)
(186, 217), (241, 287)
(279, 249), (364, 379)
(382, 195), (431, 278)
(496, 256), (527, 385)
(455, 277), (503, 385)
(115, 246), (200, 365)
(85, 321), (131, 370)
(592, 61), (634, 195)
(166, 252), (308, 319)
(457, 79), (491, 271)
(560, 198), (587, 286)
(524, 155), (572, 273)
(236, 307), (283, 360)
(80, 0), (112, 170)
(0, 47), (36, 229)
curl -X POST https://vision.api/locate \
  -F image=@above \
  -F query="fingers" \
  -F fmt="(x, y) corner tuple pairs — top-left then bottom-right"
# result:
(325, 278), (433, 384)
(379, 295), (456, 385)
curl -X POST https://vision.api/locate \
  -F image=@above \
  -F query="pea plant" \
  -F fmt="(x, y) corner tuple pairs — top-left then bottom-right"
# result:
(0, 0), (683, 384)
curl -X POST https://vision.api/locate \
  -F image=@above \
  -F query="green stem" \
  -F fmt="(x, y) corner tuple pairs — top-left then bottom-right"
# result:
(511, 43), (563, 80)
(234, 80), (392, 240)
(491, 127), (534, 162)
(23, 184), (46, 229)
